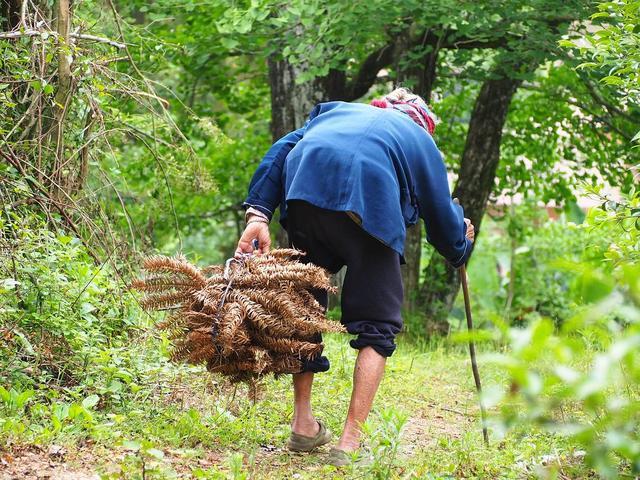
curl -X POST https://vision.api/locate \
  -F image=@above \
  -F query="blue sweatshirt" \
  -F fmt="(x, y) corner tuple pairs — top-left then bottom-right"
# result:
(243, 101), (471, 268)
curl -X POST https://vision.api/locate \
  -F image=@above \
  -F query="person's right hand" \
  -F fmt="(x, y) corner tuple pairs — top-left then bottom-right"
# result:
(464, 218), (475, 243)
(235, 220), (271, 257)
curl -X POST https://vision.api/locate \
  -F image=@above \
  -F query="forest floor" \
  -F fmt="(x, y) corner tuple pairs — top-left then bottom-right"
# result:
(0, 334), (591, 479)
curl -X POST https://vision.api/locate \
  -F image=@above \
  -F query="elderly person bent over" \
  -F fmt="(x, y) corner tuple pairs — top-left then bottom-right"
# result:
(235, 88), (475, 466)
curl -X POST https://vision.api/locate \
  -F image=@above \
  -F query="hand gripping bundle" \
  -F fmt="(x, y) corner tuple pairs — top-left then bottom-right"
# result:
(132, 249), (343, 382)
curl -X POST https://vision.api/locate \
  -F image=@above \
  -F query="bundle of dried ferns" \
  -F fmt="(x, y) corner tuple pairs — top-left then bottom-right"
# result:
(132, 249), (343, 382)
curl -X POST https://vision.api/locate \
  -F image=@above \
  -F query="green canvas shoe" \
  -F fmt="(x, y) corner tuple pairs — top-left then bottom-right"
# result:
(287, 421), (332, 452)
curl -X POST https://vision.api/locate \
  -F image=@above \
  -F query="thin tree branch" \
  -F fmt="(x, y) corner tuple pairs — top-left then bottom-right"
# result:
(71, 32), (126, 49)
(0, 29), (126, 48)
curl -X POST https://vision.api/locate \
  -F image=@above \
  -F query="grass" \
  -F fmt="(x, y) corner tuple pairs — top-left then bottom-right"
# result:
(0, 330), (594, 479)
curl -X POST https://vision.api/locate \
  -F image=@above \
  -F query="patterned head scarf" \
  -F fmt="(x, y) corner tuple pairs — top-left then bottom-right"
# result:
(370, 96), (437, 135)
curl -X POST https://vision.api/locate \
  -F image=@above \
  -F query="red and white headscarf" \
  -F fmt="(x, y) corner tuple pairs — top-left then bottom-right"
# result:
(370, 96), (437, 135)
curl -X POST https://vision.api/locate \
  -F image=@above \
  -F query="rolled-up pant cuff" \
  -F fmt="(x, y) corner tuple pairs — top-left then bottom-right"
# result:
(301, 355), (330, 373)
(344, 320), (400, 358)
(349, 337), (397, 357)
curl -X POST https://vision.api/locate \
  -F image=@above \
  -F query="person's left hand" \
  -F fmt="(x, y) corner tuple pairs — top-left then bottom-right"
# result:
(464, 218), (475, 243)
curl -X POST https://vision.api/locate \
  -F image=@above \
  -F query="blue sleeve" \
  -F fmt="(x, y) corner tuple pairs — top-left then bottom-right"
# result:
(242, 126), (306, 220)
(413, 140), (472, 268)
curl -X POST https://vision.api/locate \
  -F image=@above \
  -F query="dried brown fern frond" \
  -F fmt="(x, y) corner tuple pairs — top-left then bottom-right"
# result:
(143, 255), (206, 287)
(140, 291), (193, 310)
(202, 264), (224, 275)
(162, 317), (189, 341)
(170, 341), (192, 363)
(130, 276), (198, 293)
(231, 269), (332, 291)
(248, 330), (323, 357)
(183, 311), (215, 330)
(157, 311), (187, 331)
(250, 248), (307, 263)
(244, 289), (345, 335)
(216, 304), (250, 356)
(208, 361), (256, 375)
(186, 343), (217, 365)
(295, 289), (325, 312)
(239, 295), (315, 341)
(270, 354), (304, 374)
(194, 284), (227, 309)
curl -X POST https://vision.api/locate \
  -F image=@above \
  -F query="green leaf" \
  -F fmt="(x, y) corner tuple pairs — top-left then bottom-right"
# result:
(107, 380), (123, 393)
(558, 39), (577, 48)
(122, 440), (141, 451)
(601, 75), (623, 85)
(51, 415), (62, 432)
(82, 395), (100, 409)
(575, 62), (599, 70)
(236, 18), (253, 34)
(145, 448), (165, 460)
(220, 37), (239, 50)
(57, 235), (73, 245)
(16, 390), (34, 408)
(574, 270), (614, 303)
(68, 403), (85, 419)
(0, 386), (10, 404)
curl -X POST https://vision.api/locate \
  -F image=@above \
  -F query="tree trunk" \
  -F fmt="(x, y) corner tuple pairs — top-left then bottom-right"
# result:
(402, 222), (422, 310)
(50, 0), (72, 199)
(267, 55), (328, 140)
(418, 76), (522, 335)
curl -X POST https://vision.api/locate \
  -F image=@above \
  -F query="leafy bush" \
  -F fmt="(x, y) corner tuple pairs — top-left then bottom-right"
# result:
(462, 200), (615, 329)
(0, 211), (141, 389)
(488, 191), (640, 479)
(0, 208), (165, 445)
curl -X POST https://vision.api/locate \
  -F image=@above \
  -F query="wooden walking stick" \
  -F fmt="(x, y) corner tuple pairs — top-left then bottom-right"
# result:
(459, 264), (489, 445)
(453, 197), (489, 444)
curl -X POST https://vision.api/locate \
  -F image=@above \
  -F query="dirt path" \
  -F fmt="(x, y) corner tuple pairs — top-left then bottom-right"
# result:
(1, 446), (99, 480)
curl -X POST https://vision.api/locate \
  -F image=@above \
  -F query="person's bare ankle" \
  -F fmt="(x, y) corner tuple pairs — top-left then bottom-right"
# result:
(335, 439), (360, 452)
(336, 429), (360, 452)
(291, 417), (319, 437)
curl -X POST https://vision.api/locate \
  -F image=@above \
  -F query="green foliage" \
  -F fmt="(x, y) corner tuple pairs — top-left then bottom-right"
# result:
(100, 439), (178, 480)
(453, 202), (611, 332)
(79, 0), (275, 260)
(213, 0), (592, 82)
(499, 65), (638, 202)
(563, 0), (640, 141)
(359, 408), (409, 478)
(2, 1), (639, 478)
(582, 187), (640, 266)
(488, 191), (640, 479)
(0, 210), (141, 390)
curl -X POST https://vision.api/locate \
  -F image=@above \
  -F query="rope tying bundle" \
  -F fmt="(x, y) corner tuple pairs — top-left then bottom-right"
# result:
(132, 249), (343, 383)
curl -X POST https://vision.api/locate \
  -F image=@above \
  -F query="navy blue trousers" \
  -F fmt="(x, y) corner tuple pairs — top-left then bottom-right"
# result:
(286, 201), (404, 373)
